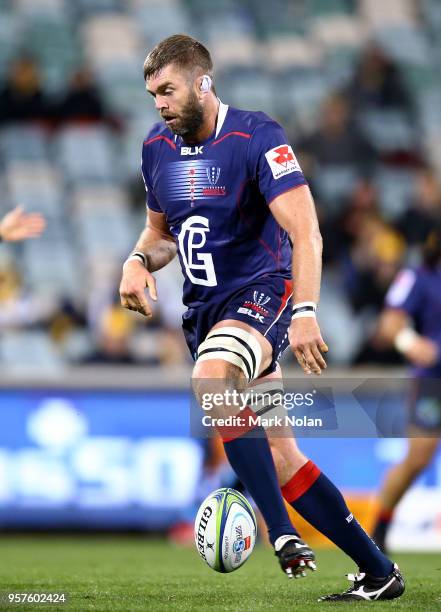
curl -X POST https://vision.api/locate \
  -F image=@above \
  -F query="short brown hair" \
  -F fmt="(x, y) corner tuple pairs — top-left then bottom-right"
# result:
(143, 34), (213, 81)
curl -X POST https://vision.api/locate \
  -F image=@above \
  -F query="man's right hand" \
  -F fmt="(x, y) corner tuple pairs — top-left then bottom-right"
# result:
(119, 259), (157, 317)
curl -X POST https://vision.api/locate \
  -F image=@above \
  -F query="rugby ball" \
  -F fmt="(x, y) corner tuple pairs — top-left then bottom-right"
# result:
(194, 487), (257, 573)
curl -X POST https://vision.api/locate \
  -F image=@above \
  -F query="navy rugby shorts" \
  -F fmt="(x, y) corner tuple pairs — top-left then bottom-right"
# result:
(182, 274), (293, 377)
(408, 377), (441, 433)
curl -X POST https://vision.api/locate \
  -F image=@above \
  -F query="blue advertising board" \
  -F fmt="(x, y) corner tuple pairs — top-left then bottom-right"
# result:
(0, 389), (439, 528)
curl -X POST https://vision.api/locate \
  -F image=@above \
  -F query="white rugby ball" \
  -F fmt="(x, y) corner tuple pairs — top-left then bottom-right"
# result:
(194, 487), (257, 573)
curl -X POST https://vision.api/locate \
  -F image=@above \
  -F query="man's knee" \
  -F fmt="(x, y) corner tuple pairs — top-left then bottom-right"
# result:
(192, 359), (242, 381)
(191, 360), (246, 410)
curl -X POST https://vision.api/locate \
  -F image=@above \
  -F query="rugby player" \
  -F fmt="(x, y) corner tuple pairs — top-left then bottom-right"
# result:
(372, 225), (441, 553)
(120, 35), (404, 601)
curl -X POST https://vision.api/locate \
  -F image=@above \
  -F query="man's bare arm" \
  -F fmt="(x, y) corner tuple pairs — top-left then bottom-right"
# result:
(120, 210), (177, 317)
(133, 209), (177, 272)
(269, 184), (328, 374)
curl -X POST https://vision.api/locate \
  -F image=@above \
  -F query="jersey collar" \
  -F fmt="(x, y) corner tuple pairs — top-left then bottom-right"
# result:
(215, 99), (229, 138)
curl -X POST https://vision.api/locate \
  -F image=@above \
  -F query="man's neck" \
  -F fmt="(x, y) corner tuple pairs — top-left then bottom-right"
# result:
(184, 96), (220, 144)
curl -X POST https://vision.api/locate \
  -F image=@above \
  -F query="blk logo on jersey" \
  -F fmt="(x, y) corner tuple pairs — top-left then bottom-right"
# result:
(181, 146), (204, 156)
(265, 144), (301, 179)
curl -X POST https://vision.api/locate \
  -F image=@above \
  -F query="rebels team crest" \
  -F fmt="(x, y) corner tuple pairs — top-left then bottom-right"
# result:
(265, 144), (302, 179)
(253, 291), (270, 306)
(203, 165), (226, 196)
(206, 166), (221, 186)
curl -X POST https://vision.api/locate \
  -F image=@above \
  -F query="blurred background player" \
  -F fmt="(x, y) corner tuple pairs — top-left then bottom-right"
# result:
(372, 224), (441, 553)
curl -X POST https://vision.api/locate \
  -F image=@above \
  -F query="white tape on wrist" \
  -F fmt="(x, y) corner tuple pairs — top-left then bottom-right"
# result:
(292, 301), (317, 310)
(291, 301), (317, 320)
(124, 251), (147, 269)
(394, 328), (418, 353)
(292, 311), (317, 320)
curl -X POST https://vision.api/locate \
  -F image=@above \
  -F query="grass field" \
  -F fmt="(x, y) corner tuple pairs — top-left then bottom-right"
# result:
(0, 536), (440, 611)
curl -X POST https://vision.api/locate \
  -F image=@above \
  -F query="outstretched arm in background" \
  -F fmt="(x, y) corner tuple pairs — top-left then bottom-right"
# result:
(0, 206), (46, 242)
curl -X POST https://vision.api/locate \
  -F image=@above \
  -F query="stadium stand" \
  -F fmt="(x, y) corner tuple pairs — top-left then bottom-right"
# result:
(0, 0), (440, 369)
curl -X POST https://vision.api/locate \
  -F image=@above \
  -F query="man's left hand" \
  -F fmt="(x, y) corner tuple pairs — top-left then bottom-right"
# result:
(289, 317), (328, 375)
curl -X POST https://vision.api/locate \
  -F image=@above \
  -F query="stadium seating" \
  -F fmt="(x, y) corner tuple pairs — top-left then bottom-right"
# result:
(55, 125), (116, 182)
(0, 329), (64, 372)
(0, 0), (440, 370)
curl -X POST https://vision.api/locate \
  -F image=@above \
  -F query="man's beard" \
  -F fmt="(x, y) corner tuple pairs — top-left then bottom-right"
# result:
(162, 91), (204, 139)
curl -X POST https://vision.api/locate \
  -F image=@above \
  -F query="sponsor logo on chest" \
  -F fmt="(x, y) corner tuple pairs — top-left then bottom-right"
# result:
(181, 145), (204, 156)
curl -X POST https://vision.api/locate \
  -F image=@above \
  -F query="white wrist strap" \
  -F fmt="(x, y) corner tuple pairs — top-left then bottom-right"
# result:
(292, 301), (317, 320)
(124, 251), (147, 268)
(394, 328), (418, 353)
(292, 311), (317, 320)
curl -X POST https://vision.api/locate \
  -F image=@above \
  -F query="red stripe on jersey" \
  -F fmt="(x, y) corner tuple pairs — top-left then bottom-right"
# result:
(212, 131), (251, 146)
(276, 279), (293, 317)
(281, 460), (321, 503)
(143, 135), (176, 149)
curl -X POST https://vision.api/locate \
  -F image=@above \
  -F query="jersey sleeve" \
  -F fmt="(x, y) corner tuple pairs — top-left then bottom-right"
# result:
(141, 143), (163, 213)
(247, 120), (307, 205)
(385, 268), (424, 318)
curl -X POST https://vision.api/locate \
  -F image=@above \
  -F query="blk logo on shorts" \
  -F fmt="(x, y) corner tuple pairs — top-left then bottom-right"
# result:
(237, 293), (270, 322)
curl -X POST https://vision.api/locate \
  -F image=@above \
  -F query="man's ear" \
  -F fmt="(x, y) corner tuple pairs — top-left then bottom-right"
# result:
(199, 74), (212, 93)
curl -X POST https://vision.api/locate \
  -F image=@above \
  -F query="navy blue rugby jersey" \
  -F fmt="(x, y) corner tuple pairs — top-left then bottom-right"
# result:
(141, 101), (307, 308)
(386, 266), (441, 376)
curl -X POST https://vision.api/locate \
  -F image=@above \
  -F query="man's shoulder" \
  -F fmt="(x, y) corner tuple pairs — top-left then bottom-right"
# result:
(227, 106), (282, 135)
(143, 121), (176, 149)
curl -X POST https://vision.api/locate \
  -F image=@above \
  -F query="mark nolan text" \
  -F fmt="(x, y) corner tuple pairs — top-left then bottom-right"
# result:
(202, 415), (323, 428)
